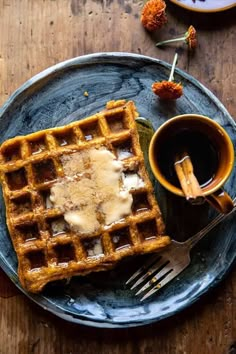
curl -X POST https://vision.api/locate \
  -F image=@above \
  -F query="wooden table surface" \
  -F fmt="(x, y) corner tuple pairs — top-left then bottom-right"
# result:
(0, 1), (235, 353)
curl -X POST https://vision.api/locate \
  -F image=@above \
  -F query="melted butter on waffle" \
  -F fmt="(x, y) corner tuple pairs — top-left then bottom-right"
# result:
(50, 147), (133, 233)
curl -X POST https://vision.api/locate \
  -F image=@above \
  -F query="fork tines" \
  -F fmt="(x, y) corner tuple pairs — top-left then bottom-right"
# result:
(126, 252), (174, 301)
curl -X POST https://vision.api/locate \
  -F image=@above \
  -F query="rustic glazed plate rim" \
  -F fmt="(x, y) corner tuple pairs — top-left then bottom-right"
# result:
(170, 0), (236, 13)
(0, 52), (235, 328)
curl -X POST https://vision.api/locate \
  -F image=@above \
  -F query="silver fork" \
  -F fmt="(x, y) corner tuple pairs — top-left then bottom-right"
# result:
(126, 199), (236, 301)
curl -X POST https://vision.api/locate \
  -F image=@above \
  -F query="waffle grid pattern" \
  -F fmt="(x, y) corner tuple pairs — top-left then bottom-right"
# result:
(0, 100), (170, 293)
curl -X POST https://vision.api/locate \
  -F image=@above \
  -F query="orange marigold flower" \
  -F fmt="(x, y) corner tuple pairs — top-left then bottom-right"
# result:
(156, 25), (197, 50)
(152, 53), (183, 100)
(141, 0), (167, 32)
(186, 25), (197, 49)
(152, 81), (183, 99)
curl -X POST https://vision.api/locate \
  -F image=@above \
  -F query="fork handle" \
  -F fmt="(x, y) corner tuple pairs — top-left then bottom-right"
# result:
(186, 202), (236, 249)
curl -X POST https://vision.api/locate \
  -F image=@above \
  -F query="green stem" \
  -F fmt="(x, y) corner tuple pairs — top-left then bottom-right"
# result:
(168, 53), (178, 82)
(156, 36), (186, 47)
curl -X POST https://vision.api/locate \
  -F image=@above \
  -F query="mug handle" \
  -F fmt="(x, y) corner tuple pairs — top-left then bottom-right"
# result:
(205, 188), (234, 214)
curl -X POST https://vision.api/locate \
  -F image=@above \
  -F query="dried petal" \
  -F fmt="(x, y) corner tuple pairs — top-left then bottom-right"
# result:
(152, 81), (183, 100)
(185, 25), (197, 49)
(141, 0), (167, 32)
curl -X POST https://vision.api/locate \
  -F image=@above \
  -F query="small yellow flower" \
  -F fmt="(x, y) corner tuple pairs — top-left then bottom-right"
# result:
(152, 81), (183, 99)
(156, 25), (197, 50)
(141, 0), (167, 32)
(152, 53), (183, 100)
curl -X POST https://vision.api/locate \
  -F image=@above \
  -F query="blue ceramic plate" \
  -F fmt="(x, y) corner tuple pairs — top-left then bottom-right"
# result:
(0, 53), (235, 328)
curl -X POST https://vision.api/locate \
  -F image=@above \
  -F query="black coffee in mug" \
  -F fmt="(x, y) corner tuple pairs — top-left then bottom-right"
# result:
(156, 129), (219, 189)
(149, 114), (234, 214)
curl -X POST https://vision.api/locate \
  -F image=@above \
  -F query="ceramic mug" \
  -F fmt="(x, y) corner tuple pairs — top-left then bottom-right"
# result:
(149, 114), (235, 214)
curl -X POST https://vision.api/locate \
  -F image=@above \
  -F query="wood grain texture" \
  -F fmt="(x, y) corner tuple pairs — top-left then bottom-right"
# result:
(0, 1), (235, 353)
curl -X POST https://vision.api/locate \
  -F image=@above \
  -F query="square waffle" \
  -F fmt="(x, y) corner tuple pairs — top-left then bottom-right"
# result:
(0, 100), (170, 293)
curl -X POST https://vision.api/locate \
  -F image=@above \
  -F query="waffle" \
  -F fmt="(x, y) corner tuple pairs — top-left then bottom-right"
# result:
(0, 100), (170, 293)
